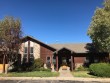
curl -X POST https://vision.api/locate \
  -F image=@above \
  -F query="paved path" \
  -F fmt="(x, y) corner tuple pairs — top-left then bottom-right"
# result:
(59, 70), (73, 77)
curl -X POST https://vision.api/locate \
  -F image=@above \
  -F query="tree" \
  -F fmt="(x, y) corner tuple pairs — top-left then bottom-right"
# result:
(87, 0), (110, 53)
(0, 16), (22, 73)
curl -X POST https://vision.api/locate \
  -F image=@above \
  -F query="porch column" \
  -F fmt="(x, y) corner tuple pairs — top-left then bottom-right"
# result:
(71, 55), (73, 71)
(56, 55), (58, 71)
(73, 57), (75, 69)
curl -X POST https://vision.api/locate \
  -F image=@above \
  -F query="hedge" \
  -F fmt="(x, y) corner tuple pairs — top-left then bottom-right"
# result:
(89, 63), (110, 77)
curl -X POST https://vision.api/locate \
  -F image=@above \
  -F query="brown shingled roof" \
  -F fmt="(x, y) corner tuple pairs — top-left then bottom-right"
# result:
(49, 43), (94, 53)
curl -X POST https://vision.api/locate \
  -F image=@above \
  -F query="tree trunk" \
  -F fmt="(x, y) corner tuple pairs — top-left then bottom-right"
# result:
(5, 55), (9, 74)
(3, 54), (6, 73)
(108, 53), (110, 63)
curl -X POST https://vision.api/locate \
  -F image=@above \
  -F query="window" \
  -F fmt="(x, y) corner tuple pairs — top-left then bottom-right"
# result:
(23, 46), (34, 63)
(24, 47), (27, 53)
(24, 47), (28, 58)
(24, 54), (27, 58)
(46, 56), (50, 63)
(85, 57), (89, 63)
(30, 54), (34, 62)
(53, 56), (56, 64)
(69, 58), (71, 62)
(94, 57), (99, 63)
(30, 54), (34, 58)
(30, 47), (33, 53)
(46, 56), (51, 68)
(23, 47), (28, 63)
(30, 47), (34, 62)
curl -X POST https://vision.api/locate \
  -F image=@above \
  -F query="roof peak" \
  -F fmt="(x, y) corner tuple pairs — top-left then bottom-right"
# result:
(22, 35), (56, 51)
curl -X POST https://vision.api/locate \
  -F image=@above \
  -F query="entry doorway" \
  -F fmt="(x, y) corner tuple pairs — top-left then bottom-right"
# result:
(54, 48), (74, 71)
(59, 55), (71, 69)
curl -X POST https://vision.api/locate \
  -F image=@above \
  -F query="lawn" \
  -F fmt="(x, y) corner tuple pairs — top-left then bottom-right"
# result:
(72, 71), (96, 78)
(0, 71), (59, 77)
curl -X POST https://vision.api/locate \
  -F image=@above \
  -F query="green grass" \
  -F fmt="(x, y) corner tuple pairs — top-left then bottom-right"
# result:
(72, 71), (96, 78)
(0, 71), (59, 77)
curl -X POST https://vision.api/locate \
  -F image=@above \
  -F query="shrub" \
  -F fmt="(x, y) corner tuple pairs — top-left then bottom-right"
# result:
(21, 62), (33, 71)
(31, 58), (44, 71)
(89, 63), (110, 77)
(9, 61), (24, 72)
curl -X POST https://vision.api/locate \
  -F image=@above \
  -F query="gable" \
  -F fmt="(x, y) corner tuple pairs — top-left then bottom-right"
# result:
(22, 36), (56, 51)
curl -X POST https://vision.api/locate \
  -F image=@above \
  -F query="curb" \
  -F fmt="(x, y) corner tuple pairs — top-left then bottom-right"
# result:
(0, 77), (110, 82)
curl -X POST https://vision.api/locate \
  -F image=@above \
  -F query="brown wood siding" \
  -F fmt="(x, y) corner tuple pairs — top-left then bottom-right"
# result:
(40, 45), (54, 64)
(73, 52), (109, 64)
(74, 57), (85, 63)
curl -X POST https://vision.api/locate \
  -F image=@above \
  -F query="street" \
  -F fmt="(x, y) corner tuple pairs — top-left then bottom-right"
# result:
(0, 80), (109, 83)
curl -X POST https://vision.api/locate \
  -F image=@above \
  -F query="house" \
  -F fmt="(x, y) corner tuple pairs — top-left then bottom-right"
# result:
(20, 36), (109, 71)
(0, 36), (109, 72)
(20, 36), (55, 66)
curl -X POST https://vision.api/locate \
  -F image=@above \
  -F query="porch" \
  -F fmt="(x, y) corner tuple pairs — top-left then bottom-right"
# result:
(54, 47), (75, 71)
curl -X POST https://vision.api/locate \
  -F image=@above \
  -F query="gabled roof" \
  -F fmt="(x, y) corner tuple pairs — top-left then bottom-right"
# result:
(22, 36), (56, 51)
(49, 43), (95, 53)
(22, 36), (95, 53)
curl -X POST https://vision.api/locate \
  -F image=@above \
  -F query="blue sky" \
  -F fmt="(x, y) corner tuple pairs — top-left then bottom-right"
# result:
(0, 0), (103, 44)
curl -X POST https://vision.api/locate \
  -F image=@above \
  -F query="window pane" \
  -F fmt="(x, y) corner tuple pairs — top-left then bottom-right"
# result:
(24, 54), (27, 58)
(94, 57), (99, 63)
(30, 47), (33, 53)
(47, 57), (50, 60)
(30, 54), (34, 62)
(47, 57), (50, 63)
(53, 56), (56, 64)
(30, 54), (34, 58)
(85, 57), (89, 63)
(23, 54), (27, 63)
(23, 58), (27, 63)
(24, 47), (27, 53)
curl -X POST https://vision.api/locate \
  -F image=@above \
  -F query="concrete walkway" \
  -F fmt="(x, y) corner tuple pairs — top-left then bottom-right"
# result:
(59, 70), (73, 77)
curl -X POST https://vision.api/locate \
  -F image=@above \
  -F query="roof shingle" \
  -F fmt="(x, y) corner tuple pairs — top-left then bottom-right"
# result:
(49, 43), (93, 53)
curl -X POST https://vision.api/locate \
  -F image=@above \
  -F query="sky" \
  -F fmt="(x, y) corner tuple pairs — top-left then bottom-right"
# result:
(0, 0), (104, 44)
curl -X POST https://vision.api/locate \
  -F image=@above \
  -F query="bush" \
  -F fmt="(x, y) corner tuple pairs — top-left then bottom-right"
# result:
(89, 63), (110, 77)
(31, 58), (44, 71)
(21, 62), (33, 71)
(9, 61), (24, 72)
